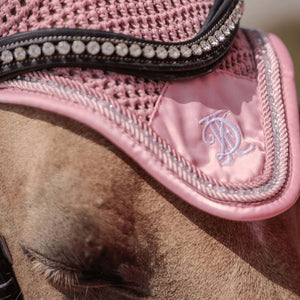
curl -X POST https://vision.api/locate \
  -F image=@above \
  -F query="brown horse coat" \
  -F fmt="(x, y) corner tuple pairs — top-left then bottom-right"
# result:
(0, 105), (299, 299)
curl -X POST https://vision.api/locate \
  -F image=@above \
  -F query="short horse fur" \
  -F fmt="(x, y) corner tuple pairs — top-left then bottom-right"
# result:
(0, 104), (299, 299)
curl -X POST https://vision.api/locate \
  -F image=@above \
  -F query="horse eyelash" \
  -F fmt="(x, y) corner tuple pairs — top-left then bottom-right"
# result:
(21, 246), (80, 288)
(21, 245), (138, 295)
(31, 258), (80, 288)
(23, 249), (115, 290)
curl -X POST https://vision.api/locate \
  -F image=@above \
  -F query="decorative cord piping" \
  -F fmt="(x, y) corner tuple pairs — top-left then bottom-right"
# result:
(0, 30), (289, 204)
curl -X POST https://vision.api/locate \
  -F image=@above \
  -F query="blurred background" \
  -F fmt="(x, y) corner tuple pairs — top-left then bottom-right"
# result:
(241, 0), (300, 101)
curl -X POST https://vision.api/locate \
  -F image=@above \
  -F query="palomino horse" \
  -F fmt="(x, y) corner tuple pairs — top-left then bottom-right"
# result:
(0, 0), (299, 299)
(0, 105), (299, 299)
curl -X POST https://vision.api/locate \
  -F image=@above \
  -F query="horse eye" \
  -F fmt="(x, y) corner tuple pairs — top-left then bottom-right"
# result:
(21, 245), (143, 295)
(21, 245), (82, 288)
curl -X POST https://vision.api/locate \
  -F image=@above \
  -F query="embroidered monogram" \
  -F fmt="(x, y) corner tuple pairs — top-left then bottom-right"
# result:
(199, 110), (254, 166)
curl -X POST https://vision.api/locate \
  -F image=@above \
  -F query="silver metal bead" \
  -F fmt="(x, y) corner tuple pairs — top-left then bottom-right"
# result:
(200, 40), (211, 52)
(115, 43), (128, 57)
(1, 50), (13, 64)
(221, 25), (231, 37)
(14, 47), (26, 61)
(87, 41), (100, 55)
(180, 45), (192, 58)
(232, 11), (242, 24)
(129, 44), (142, 58)
(143, 45), (155, 59)
(156, 46), (168, 59)
(72, 40), (85, 55)
(57, 41), (71, 55)
(214, 30), (226, 42)
(102, 41), (115, 56)
(191, 44), (203, 56)
(208, 36), (219, 47)
(42, 42), (55, 56)
(168, 46), (180, 59)
(28, 44), (41, 58)
(232, 5), (242, 24)
(226, 19), (235, 31)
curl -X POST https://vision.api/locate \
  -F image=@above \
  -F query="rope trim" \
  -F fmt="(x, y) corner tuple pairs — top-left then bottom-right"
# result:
(0, 31), (289, 205)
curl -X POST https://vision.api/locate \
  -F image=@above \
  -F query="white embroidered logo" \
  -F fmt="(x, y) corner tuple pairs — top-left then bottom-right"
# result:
(199, 110), (254, 166)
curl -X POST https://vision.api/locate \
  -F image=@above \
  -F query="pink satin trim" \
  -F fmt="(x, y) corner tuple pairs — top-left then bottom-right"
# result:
(152, 71), (265, 183)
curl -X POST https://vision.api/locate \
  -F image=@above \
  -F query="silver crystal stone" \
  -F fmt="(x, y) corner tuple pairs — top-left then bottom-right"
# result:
(14, 47), (26, 61)
(221, 25), (231, 37)
(1, 50), (13, 63)
(57, 41), (71, 55)
(226, 19), (235, 31)
(156, 46), (168, 59)
(115, 43), (128, 57)
(42, 42), (55, 56)
(232, 9), (242, 24)
(28, 44), (41, 58)
(208, 36), (219, 47)
(87, 41), (100, 55)
(191, 44), (203, 56)
(180, 45), (192, 58)
(143, 45), (155, 59)
(168, 46), (180, 59)
(214, 30), (225, 42)
(129, 44), (142, 58)
(72, 40), (85, 55)
(102, 41), (115, 56)
(200, 40), (212, 52)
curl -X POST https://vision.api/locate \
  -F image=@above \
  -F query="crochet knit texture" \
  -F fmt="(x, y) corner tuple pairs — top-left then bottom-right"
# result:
(0, 0), (257, 121)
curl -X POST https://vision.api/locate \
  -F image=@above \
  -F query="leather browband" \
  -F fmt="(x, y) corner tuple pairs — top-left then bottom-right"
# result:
(0, 0), (243, 81)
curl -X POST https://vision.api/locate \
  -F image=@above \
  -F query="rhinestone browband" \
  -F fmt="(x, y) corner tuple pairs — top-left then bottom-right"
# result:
(0, 0), (243, 81)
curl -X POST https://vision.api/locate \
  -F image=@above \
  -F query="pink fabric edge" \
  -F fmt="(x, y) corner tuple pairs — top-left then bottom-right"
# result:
(268, 33), (300, 207)
(0, 36), (299, 221)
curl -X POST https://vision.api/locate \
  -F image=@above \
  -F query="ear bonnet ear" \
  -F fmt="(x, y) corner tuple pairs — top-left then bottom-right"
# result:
(0, 0), (299, 221)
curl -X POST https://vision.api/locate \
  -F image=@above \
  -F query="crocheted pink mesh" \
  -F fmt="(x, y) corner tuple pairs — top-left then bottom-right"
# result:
(0, 0), (257, 122)
(0, 0), (213, 42)
(219, 30), (257, 79)
(32, 68), (166, 122)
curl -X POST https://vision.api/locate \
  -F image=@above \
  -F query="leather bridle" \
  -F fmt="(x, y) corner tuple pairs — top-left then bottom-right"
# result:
(0, 0), (243, 82)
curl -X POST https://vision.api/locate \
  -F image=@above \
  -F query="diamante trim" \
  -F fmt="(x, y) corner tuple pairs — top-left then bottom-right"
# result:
(0, 1), (243, 81)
